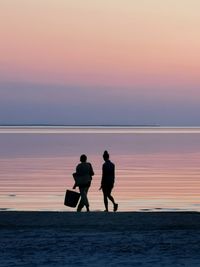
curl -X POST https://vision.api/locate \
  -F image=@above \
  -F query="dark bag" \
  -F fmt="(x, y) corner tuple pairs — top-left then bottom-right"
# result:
(64, 189), (80, 208)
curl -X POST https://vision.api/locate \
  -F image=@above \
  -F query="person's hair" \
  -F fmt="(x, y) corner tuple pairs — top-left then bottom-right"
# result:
(80, 154), (87, 162)
(103, 150), (109, 160)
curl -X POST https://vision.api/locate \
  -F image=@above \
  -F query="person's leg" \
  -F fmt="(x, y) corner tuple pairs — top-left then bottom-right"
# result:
(106, 187), (114, 203)
(77, 186), (90, 211)
(77, 187), (85, 211)
(102, 187), (108, 211)
(84, 186), (90, 211)
(107, 194), (115, 204)
(77, 199), (84, 211)
(107, 187), (118, 212)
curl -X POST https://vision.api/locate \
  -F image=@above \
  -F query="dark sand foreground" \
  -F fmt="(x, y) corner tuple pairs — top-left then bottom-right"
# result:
(1, 211), (200, 266)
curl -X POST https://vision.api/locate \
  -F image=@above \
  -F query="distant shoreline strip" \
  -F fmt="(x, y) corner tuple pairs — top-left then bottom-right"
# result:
(0, 126), (200, 134)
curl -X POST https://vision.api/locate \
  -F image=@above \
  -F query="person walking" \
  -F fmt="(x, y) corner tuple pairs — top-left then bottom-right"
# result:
(100, 151), (118, 212)
(73, 154), (94, 212)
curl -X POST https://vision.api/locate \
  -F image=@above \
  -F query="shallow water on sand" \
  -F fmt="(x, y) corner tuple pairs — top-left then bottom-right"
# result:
(0, 127), (200, 212)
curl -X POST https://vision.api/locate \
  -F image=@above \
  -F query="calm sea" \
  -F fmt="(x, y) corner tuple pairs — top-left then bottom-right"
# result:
(0, 126), (200, 212)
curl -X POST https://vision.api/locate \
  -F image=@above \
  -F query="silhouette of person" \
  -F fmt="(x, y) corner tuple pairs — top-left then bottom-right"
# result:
(73, 154), (94, 212)
(100, 151), (118, 212)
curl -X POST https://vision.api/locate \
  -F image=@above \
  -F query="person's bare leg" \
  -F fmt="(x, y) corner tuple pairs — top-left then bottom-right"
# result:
(77, 187), (86, 211)
(103, 190), (108, 211)
(108, 194), (118, 211)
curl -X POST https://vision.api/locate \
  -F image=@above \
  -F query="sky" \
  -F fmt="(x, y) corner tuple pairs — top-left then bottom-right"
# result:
(0, 0), (200, 125)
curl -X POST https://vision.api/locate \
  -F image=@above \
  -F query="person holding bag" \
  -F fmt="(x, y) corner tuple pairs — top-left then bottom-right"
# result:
(73, 154), (94, 212)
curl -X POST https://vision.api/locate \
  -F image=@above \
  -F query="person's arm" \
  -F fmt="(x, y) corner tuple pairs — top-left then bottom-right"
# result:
(113, 164), (115, 183)
(89, 163), (94, 177)
(72, 165), (79, 189)
(76, 165), (79, 175)
(99, 167), (103, 190)
(99, 164), (105, 190)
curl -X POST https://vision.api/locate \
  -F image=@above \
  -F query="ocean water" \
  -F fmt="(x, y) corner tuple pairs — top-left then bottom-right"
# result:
(0, 127), (200, 212)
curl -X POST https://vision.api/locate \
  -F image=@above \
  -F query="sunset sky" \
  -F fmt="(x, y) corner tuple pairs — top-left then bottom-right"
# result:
(0, 0), (200, 125)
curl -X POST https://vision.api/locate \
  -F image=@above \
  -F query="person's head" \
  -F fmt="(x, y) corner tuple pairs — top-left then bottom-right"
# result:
(80, 154), (87, 163)
(103, 150), (109, 161)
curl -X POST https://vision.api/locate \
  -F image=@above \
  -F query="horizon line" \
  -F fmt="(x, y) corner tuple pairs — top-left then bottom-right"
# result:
(1, 125), (200, 134)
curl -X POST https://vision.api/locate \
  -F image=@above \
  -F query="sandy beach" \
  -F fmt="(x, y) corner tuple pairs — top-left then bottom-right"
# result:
(1, 211), (200, 266)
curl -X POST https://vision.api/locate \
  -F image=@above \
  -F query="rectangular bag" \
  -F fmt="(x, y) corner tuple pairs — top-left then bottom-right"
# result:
(64, 189), (80, 208)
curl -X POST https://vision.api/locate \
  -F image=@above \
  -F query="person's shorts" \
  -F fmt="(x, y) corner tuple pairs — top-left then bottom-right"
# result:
(102, 185), (113, 195)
